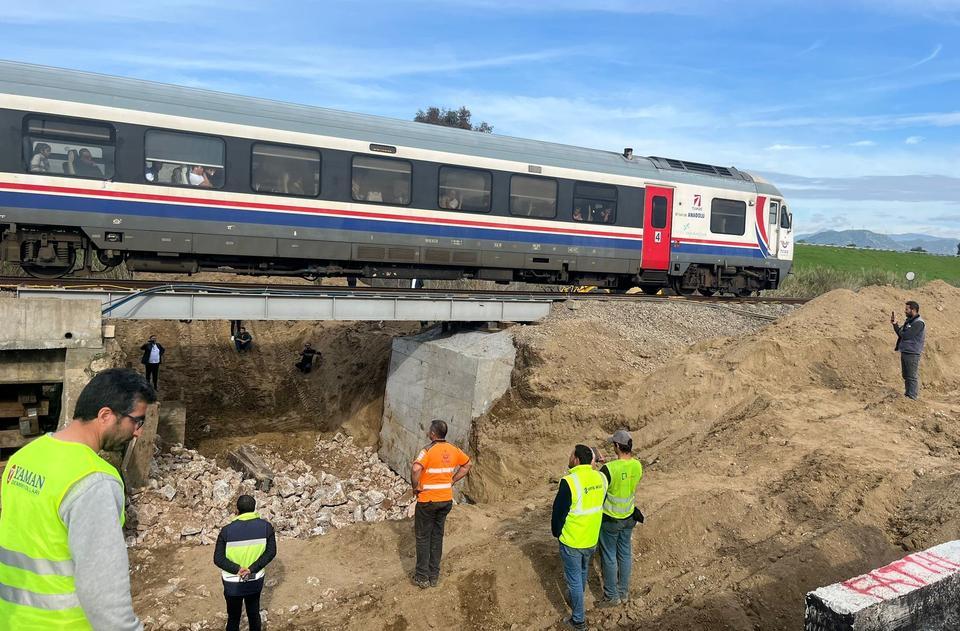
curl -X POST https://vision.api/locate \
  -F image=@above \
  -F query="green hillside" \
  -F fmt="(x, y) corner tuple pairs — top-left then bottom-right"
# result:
(774, 244), (960, 297)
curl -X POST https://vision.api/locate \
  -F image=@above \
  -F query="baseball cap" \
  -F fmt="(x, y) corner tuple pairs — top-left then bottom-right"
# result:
(607, 429), (632, 446)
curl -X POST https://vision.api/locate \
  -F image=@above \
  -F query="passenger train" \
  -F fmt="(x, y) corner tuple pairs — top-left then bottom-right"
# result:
(0, 62), (793, 294)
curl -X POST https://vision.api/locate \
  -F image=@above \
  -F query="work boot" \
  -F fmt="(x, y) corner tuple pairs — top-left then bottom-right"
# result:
(412, 577), (430, 589)
(561, 616), (587, 631)
(429, 577), (439, 587)
(597, 597), (620, 608)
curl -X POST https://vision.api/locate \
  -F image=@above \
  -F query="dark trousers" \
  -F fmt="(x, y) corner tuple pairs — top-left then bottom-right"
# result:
(225, 591), (261, 631)
(235, 340), (251, 352)
(901, 352), (920, 399)
(414, 500), (453, 581)
(144, 363), (160, 389)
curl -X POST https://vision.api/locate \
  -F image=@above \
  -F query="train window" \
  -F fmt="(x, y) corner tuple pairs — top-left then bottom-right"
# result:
(439, 166), (491, 212)
(352, 155), (411, 205)
(252, 143), (320, 197)
(24, 116), (115, 180)
(510, 175), (557, 218)
(144, 130), (225, 189)
(574, 182), (617, 224)
(710, 198), (746, 235)
(780, 206), (792, 229)
(651, 196), (668, 229)
(768, 200), (779, 226)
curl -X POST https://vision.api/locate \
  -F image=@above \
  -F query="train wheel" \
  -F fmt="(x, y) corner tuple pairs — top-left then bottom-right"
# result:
(670, 278), (694, 296)
(347, 277), (358, 288)
(736, 288), (754, 297)
(20, 242), (78, 279)
(697, 288), (716, 297)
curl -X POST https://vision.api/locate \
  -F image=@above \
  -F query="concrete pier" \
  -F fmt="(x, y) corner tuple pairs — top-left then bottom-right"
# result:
(0, 297), (106, 442)
(805, 540), (960, 630)
(378, 328), (515, 486)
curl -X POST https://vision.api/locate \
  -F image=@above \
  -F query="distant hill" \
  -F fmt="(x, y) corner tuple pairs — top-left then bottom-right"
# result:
(797, 230), (959, 255)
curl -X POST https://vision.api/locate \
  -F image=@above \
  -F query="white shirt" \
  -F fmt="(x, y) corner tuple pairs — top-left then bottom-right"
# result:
(188, 172), (205, 186)
(148, 344), (160, 364)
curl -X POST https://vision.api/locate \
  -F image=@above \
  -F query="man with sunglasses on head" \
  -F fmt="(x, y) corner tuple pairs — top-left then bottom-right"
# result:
(0, 368), (156, 630)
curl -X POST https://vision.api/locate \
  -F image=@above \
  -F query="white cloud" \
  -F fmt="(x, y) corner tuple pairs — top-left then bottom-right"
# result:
(905, 135), (925, 144)
(905, 43), (944, 69)
(766, 144), (817, 151)
(740, 111), (960, 130)
(850, 140), (877, 147)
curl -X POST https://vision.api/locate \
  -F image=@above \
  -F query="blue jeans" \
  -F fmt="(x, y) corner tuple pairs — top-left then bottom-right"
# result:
(559, 542), (595, 625)
(901, 352), (920, 399)
(599, 516), (635, 600)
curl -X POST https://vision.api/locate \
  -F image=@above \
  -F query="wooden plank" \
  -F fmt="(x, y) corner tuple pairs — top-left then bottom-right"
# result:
(0, 401), (25, 418)
(0, 429), (29, 449)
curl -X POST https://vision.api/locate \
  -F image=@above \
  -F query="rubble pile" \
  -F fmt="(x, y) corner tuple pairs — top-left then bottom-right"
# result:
(128, 433), (413, 548)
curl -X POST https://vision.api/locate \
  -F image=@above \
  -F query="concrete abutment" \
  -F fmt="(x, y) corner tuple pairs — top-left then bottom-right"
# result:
(377, 328), (516, 492)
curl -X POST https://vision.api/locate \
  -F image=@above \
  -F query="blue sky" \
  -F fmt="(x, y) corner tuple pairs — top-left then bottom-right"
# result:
(2, 0), (959, 238)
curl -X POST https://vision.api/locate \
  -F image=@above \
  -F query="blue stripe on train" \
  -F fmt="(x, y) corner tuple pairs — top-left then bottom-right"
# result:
(0, 191), (642, 250)
(672, 242), (765, 259)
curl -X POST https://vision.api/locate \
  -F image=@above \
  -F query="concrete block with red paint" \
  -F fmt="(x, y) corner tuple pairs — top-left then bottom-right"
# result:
(805, 540), (960, 630)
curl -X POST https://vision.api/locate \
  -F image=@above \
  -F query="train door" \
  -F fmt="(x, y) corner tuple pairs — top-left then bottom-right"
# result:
(767, 199), (781, 257)
(641, 186), (673, 270)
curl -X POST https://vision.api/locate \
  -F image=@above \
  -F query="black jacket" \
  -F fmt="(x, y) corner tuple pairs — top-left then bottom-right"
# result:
(213, 515), (277, 597)
(139, 342), (165, 365)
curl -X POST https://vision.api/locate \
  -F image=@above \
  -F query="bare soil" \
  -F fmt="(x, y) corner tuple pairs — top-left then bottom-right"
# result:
(127, 282), (960, 630)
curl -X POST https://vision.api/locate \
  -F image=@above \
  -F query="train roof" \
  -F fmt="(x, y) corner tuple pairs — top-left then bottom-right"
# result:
(0, 61), (781, 196)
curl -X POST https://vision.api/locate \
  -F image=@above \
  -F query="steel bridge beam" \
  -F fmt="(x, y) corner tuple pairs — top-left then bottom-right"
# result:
(14, 287), (553, 322)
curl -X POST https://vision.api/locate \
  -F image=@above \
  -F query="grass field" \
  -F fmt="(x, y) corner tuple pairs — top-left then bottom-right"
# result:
(774, 244), (960, 297)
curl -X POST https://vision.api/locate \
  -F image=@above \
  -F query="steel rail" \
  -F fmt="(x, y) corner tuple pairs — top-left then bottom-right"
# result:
(0, 276), (810, 305)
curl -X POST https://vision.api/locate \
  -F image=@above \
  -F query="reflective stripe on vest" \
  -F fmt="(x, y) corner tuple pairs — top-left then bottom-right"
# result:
(559, 465), (607, 549)
(0, 434), (124, 629)
(222, 513), (268, 583)
(602, 458), (643, 519)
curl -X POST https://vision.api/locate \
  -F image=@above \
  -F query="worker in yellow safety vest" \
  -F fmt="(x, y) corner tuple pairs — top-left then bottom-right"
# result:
(213, 495), (277, 631)
(597, 429), (644, 608)
(0, 368), (156, 630)
(551, 444), (608, 631)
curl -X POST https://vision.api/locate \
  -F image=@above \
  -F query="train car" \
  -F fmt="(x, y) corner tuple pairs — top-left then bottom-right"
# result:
(0, 61), (793, 294)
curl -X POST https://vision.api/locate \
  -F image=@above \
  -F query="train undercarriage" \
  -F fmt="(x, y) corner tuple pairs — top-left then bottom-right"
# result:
(1, 225), (783, 295)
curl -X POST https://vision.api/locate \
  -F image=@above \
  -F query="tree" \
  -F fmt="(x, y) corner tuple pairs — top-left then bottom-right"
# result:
(414, 106), (493, 133)
(910, 246), (927, 253)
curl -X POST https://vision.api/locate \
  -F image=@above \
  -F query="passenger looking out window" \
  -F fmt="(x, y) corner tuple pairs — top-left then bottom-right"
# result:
(352, 155), (410, 205)
(74, 148), (103, 178)
(189, 165), (211, 187)
(572, 207), (585, 222)
(144, 130), (225, 189)
(441, 192), (461, 209)
(573, 182), (617, 224)
(24, 116), (115, 180)
(251, 143), (320, 197)
(145, 161), (162, 182)
(438, 167), (491, 212)
(29, 143), (51, 173)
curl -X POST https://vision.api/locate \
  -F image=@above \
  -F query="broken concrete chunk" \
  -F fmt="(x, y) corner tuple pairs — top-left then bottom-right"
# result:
(159, 485), (177, 501)
(225, 444), (275, 492)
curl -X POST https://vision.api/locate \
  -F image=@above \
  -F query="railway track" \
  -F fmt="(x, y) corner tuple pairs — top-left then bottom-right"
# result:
(0, 275), (810, 305)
